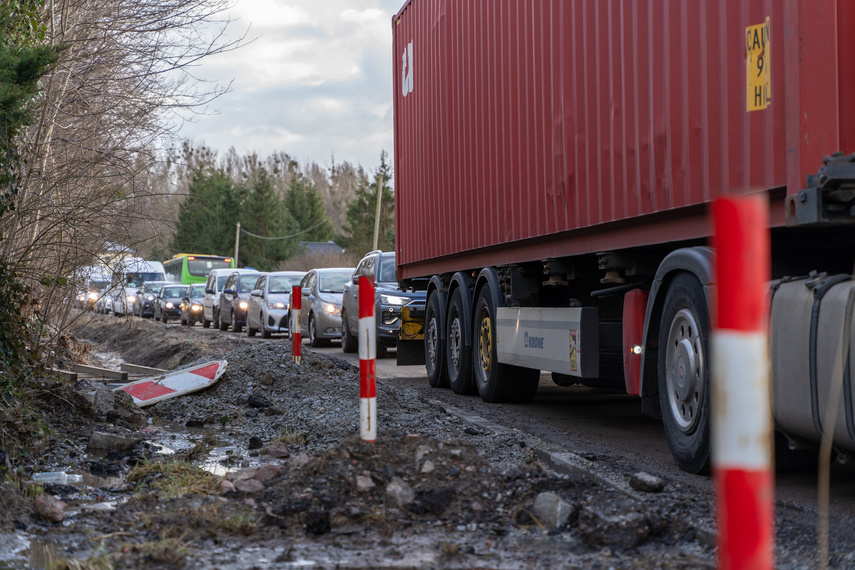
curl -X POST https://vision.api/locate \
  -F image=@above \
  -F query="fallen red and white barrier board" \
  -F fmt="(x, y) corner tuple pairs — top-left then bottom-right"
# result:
(115, 360), (228, 407)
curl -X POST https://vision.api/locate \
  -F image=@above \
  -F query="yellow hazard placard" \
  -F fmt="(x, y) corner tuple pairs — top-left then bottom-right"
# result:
(746, 17), (771, 111)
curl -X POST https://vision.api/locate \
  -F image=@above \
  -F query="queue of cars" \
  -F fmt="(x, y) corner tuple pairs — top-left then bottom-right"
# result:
(86, 250), (425, 358)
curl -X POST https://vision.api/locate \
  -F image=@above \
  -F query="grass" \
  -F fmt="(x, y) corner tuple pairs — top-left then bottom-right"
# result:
(274, 427), (307, 446)
(126, 460), (222, 499)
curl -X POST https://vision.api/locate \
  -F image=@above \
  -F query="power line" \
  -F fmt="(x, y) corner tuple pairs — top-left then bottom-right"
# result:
(239, 220), (327, 241)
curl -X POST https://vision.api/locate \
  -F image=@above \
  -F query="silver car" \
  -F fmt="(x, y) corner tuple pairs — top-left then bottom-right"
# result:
(299, 267), (354, 347)
(246, 271), (306, 338)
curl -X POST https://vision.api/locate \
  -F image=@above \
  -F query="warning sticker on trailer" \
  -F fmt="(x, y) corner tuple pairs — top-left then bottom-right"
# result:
(746, 17), (771, 111)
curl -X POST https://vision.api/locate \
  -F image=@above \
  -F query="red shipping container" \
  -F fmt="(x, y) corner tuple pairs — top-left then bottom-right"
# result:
(392, 0), (855, 280)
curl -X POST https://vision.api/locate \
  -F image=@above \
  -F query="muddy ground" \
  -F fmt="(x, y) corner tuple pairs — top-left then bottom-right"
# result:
(4, 312), (721, 568)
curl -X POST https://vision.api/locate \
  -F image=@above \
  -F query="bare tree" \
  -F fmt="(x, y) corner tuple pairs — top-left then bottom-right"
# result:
(0, 0), (245, 344)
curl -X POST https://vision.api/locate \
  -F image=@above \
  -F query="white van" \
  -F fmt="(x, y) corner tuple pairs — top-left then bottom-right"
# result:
(203, 268), (257, 328)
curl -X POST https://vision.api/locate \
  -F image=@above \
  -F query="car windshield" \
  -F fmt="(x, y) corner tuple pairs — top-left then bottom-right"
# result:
(145, 283), (164, 294)
(377, 257), (397, 283)
(126, 273), (162, 287)
(318, 272), (351, 293)
(163, 286), (186, 298)
(239, 275), (262, 293)
(269, 276), (293, 294)
(190, 286), (205, 299)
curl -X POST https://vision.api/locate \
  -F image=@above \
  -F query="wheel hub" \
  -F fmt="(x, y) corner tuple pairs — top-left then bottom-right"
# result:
(427, 317), (438, 366)
(449, 317), (462, 369)
(665, 308), (705, 434)
(478, 315), (492, 373)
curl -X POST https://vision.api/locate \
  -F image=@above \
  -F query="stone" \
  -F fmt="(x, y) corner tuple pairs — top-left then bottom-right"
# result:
(230, 467), (258, 482)
(259, 372), (276, 386)
(532, 491), (576, 530)
(87, 431), (138, 452)
(385, 477), (415, 508)
(629, 472), (665, 493)
(248, 436), (263, 450)
(421, 460), (435, 474)
(578, 498), (651, 549)
(235, 478), (265, 493)
(356, 475), (375, 492)
(34, 494), (66, 522)
(220, 480), (236, 494)
(247, 394), (272, 408)
(255, 464), (282, 483)
(262, 442), (290, 458)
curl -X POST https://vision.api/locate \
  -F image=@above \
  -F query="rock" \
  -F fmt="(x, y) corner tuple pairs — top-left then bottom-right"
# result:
(248, 436), (263, 450)
(34, 494), (66, 522)
(533, 491), (576, 530)
(629, 472), (665, 493)
(305, 509), (330, 536)
(255, 464), (282, 483)
(291, 453), (310, 467)
(74, 380), (147, 427)
(420, 460), (435, 474)
(247, 394), (272, 408)
(356, 475), (375, 492)
(230, 467), (258, 482)
(185, 419), (206, 428)
(385, 477), (415, 508)
(88, 431), (138, 452)
(258, 372), (276, 386)
(262, 442), (290, 458)
(234, 478), (265, 493)
(412, 487), (456, 515)
(578, 497), (651, 548)
(220, 480), (236, 494)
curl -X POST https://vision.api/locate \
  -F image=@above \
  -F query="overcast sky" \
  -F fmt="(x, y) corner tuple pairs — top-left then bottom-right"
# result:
(177, 0), (405, 170)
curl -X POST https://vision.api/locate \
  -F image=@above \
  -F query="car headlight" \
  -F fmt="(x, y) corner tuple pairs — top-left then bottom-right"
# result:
(77, 293), (85, 301)
(239, 300), (248, 310)
(191, 304), (202, 311)
(166, 302), (174, 309)
(381, 294), (410, 306)
(87, 292), (98, 301)
(322, 302), (341, 316)
(126, 295), (136, 303)
(269, 302), (286, 310)
(146, 295), (154, 301)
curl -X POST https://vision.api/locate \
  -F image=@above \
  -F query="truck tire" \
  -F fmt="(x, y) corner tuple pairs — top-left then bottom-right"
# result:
(446, 288), (475, 395)
(473, 288), (539, 403)
(341, 309), (358, 353)
(658, 273), (711, 474)
(425, 293), (448, 388)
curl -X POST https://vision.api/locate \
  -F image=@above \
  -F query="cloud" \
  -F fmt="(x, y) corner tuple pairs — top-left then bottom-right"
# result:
(178, 0), (402, 168)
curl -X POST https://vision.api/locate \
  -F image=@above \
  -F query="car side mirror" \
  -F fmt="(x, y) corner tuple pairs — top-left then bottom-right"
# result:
(223, 288), (235, 295)
(352, 276), (359, 284)
(205, 288), (214, 295)
(250, 289), (261, 297)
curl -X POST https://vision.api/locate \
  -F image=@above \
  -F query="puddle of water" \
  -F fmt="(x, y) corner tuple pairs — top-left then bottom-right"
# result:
(0, 533), (59, 570)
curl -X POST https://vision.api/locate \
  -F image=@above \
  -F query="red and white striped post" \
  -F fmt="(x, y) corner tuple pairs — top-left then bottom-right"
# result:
(291, 286), (302, 365)
(358, 275), (376, 442)
(712, 196), (774, 570)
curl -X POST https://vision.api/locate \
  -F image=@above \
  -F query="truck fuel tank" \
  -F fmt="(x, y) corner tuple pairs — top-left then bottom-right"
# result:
(770, 274), (855, 452)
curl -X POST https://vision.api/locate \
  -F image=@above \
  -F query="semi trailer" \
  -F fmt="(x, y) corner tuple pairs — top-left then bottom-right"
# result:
(391, 0), (855, 473)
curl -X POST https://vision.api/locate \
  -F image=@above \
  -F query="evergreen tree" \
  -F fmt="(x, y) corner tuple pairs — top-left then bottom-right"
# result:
(284, 175), (335, 242)
(172, 167), (242, 256)
(240, 169), (300, 270)
(340, 151), (394, 255)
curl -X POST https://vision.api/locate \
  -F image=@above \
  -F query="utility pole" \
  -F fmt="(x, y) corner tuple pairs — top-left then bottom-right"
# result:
(372, 173), (384, 251)
(234, 222), (241, 268)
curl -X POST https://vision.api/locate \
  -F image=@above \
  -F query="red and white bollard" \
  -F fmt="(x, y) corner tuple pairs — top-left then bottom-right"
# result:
(712, 196), (774, 570)
(358, 276), (376, 442)
(291, 285), (302, 365)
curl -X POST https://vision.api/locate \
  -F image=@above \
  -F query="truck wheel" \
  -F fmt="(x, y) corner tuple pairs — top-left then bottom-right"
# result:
(340, 309), (358, 353)
(446, 288), (475, 395)
(473, 288), (539, 402)
(425, 293), (448, 388)
(658, 273), (711, 474)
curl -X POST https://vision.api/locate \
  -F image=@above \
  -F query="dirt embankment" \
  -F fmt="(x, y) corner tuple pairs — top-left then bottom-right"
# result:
(0, 313), (718, 569)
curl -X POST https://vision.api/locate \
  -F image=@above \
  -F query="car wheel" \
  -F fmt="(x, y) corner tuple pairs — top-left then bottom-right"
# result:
(247, 317), (256, 337)
(181, 314), (187, 326)
(202, 315), (210, 328)
(473, 287), (539, 403)
(658, 273), (712, 475)
(218, 308), (228, 331)
(162, 310), (168, 323)
(446, 288), (475, 395)
(309, 314), (324, 347)
(425, 292), (448, 388)
(261, 313), (271, 338)
(340, 309), (358, 353)
(232, 310), (242, 333)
